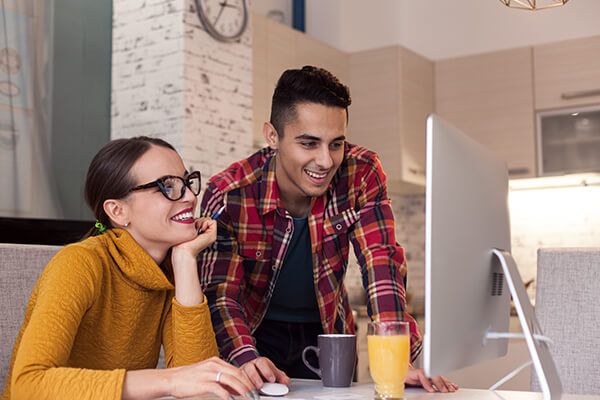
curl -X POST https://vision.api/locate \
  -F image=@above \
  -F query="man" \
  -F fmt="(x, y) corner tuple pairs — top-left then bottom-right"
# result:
(200, 66), (456, 392)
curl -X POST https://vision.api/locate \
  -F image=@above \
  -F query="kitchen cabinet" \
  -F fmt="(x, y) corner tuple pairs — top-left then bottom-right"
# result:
(348, 46), (433, 194)
(534, 35), (600, 111)
(252, 13), (348, 150)
(536, 106), (600, 175)
(435, 47), (536, 178)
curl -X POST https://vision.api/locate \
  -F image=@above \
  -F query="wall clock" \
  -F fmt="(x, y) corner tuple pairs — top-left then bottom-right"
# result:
(194, 0), (249, 43)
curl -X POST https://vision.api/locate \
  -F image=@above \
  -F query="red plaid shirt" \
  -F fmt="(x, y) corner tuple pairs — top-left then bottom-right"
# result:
(199, 142), (422, 366)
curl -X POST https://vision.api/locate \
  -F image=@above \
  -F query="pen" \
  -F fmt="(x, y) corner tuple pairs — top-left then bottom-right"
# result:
(211, 205), (226, 220)
(197, 205), (225, 234)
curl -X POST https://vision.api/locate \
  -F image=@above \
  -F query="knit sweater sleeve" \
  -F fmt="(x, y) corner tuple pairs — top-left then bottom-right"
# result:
(162, 295), (219, 367)
(9, 247), (126, 400)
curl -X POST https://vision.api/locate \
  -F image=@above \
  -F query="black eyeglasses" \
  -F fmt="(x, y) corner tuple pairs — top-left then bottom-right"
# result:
(130, 171), (201, 201)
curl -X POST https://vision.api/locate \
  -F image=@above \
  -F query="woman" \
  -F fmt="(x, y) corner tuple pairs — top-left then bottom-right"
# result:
(2, 137), (257, 400)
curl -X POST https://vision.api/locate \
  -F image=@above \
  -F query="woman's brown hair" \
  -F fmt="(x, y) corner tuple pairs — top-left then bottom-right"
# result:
(83, 136), (175, 238)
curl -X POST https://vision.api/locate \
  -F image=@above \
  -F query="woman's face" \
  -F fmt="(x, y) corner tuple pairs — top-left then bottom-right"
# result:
(122, 145), (199, 255)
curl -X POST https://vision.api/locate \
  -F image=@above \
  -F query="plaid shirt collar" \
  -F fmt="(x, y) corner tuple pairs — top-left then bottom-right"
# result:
(257, 153), (279, 216)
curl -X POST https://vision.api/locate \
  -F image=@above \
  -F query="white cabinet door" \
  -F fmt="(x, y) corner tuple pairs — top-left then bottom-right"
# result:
(435, 47), (536, 178)
(534, 35), (600, 111)
(349, 46), (433, 193)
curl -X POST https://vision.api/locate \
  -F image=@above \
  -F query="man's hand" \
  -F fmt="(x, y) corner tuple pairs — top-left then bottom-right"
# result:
(405, 366), (458, 393)
(241, 357), (291, 389)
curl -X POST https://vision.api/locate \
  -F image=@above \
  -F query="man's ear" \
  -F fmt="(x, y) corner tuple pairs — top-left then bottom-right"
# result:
(263, 122), (279, 150)
(103, 199), (129, 228)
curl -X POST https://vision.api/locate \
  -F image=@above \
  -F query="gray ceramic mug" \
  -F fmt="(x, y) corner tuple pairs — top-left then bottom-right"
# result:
(302, 334), (357, 387)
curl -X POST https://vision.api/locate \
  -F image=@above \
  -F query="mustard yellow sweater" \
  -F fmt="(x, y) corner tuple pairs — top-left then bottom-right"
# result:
(2, 229), (218, 400)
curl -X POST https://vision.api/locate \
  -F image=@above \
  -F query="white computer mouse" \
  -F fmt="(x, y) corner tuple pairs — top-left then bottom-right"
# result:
(258, 382), (289, 397)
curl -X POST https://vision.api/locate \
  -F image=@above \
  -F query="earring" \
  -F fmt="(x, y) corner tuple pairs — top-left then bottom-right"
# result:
(124, 222), (130, 227)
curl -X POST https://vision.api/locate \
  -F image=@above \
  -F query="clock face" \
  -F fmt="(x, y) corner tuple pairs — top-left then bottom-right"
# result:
(195, 0), (248, 42)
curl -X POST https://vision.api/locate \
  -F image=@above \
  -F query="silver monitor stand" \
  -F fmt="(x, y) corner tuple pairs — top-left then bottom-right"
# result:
(491, 249), (562, 400)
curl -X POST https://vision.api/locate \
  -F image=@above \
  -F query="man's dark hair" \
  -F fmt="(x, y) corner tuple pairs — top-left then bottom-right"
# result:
(270, 65), (351, 136)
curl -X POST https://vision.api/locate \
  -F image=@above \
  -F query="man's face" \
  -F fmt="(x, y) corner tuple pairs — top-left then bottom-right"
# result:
(266, 102), (347, 206)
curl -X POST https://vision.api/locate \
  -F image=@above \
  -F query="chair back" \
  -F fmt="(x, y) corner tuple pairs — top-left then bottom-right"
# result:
(0, 243), (62, 390)
(532, 248), (600, 395)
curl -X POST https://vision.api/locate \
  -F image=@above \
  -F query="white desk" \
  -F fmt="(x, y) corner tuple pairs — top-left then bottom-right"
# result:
(165, 379), (598, 400)
(272, 379), (599, 400)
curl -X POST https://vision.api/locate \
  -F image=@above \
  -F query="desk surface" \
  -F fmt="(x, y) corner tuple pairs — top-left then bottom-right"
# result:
(170, 379), (598, 400)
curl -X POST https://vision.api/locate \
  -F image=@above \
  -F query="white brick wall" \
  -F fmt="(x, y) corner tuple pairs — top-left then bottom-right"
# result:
(111, 0), (253, 182)
(392, 194), (426, 308)
(343, 193), (426, 310)
(181, 0), (253, 178)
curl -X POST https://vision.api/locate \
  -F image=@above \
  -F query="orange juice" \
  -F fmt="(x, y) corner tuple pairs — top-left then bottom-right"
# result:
(368, 334), (410, 399)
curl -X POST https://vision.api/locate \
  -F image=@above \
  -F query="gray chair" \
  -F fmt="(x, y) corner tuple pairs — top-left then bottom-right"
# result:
(0, 243), (62, 391)
(531, 248), (600, 395)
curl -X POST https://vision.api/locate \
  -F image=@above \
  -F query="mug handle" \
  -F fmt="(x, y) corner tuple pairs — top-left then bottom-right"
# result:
(301, 345), (321, 378)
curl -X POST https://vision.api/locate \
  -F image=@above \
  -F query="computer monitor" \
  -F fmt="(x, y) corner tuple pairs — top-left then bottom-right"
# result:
(423, 114), (562, 399)
(423, 114), (511, 377)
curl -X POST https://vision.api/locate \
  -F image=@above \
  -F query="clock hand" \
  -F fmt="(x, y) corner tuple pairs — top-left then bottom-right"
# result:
(219, 1), (239, 8)
(212, 3), (226, 26)
(213, 1), (239, 26)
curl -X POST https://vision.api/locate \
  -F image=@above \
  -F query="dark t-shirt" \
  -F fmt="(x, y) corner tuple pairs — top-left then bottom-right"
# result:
(264, 214), (320, 323)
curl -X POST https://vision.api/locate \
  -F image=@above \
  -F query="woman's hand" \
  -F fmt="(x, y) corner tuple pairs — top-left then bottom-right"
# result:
(172, 217), (217, 261)
(122, 357), (259, 400)
(170, 218), (217, 306)
(167, 357), (258, 400)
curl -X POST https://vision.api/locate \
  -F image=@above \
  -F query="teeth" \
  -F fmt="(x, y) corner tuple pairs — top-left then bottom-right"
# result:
(172, 211), (193, 221)
(305, 170), (327, 179)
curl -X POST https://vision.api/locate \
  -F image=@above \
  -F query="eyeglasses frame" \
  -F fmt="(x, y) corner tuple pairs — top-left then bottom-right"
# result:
(129, 170), (201, 201)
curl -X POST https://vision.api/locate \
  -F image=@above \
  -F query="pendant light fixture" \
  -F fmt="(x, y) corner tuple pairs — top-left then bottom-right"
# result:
(499, 0), (569, 10)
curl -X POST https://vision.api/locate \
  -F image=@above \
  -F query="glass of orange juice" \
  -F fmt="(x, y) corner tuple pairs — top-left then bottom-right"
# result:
(367, 321), (410, 400)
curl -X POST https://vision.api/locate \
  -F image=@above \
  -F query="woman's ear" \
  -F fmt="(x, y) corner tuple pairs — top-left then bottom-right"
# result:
(103, 199), (129, 228)
(263, 122), (279, 150)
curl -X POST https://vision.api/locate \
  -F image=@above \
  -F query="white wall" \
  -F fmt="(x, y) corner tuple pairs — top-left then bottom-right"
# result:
(305, 0), (401, 55)
(306, 0), (600, 60)
(251, 0), (293, 28)
(509, 185), (600, 300)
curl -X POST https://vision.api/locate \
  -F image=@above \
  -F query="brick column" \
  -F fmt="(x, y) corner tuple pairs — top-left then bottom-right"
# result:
(111, 0), (253, 180)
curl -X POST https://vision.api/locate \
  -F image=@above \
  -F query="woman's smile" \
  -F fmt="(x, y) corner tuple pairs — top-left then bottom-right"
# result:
(171, 208), (195, 223)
